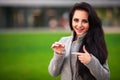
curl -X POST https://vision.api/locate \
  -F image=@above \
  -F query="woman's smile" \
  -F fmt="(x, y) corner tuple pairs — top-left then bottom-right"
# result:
(75, 26), (84, 33)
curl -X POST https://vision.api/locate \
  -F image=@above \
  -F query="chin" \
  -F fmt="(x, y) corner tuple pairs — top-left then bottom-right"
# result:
(77, 33), (84, 36)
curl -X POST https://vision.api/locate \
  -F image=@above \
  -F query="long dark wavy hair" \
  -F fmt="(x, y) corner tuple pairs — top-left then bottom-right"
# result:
(69, 2), (108, 80)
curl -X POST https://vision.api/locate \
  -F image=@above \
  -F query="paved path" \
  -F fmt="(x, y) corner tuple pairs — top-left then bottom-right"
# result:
(103, 27), (120, 33)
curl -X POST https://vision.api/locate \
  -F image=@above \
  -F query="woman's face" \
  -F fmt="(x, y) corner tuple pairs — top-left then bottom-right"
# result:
(72, 10), (89, 37)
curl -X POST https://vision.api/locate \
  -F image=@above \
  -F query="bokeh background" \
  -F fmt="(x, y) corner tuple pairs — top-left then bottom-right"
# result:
(0, 0), (120, 80)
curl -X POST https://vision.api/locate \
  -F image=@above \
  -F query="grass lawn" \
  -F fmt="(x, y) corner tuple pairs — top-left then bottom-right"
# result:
(0, 31), (120, 80)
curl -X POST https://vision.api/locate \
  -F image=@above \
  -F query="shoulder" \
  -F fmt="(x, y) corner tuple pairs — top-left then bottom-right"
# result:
(59, 35), (73, 43)
(61, 36), (72, 40)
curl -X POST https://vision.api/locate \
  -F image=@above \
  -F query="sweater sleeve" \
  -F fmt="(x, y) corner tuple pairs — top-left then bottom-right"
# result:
(48, 52), (65, 77)
(48, 37), (66, 77)
(85, 55), (110, 80)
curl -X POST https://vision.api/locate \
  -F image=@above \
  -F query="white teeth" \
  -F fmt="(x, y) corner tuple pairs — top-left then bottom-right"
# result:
(78, 29), (83, 32)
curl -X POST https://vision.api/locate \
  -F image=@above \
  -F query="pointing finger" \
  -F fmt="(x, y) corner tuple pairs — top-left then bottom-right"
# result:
(72, 52), (82, 55)
(83, 45), (88, 53)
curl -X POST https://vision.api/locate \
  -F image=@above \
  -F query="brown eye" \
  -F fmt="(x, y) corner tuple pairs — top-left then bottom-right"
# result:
(82, 19), (88, 23)
(73, 18), (79, 22)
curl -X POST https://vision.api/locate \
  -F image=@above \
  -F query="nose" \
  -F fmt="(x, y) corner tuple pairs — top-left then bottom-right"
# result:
(77, 22), (82, 28)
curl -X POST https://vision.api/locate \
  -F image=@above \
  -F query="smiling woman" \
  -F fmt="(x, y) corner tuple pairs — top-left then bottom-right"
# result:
(48, 2), (110, 80)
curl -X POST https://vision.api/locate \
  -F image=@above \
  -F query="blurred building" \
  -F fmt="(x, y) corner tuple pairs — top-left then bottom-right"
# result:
(0, 0), (120, 29)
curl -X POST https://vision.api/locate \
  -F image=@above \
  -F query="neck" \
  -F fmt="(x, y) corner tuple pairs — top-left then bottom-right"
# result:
(73, 32), (87, 41)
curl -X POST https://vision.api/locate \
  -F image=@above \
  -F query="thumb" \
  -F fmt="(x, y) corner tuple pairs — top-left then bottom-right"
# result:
(83, 45), (88, 53)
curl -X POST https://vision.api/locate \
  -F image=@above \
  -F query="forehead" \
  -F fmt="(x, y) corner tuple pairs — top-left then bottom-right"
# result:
(73, 10), (88, 19)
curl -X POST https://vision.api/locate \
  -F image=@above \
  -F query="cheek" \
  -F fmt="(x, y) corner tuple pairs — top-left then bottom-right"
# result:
(72, 21), (76, 29)
(85, 23), (89, 29)
(85, 25), (89, 32)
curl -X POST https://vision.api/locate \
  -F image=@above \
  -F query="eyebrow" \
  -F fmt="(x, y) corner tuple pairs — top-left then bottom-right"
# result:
(73, 18), (88, 20)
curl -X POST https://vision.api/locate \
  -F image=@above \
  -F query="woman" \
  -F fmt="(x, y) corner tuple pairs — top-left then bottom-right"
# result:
(48, 2), (110, 80)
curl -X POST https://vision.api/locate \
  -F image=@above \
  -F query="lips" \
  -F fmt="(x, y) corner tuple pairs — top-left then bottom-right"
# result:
(76, 27), (84, 33)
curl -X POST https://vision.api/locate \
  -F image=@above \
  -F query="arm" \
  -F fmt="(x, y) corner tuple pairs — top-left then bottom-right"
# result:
(74, 46), (110, 80)
(48, 52), (65, 77)
(48, 37), (66, 77)
(85, 55), (110, 80)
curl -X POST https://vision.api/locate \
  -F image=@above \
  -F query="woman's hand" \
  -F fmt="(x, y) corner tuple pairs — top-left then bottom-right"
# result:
(72, 45), (91, 64)
(51, 42), (65, 55)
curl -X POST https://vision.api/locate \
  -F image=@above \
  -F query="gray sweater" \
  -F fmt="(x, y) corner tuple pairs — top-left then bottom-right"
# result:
(48, 35), (110, 80)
